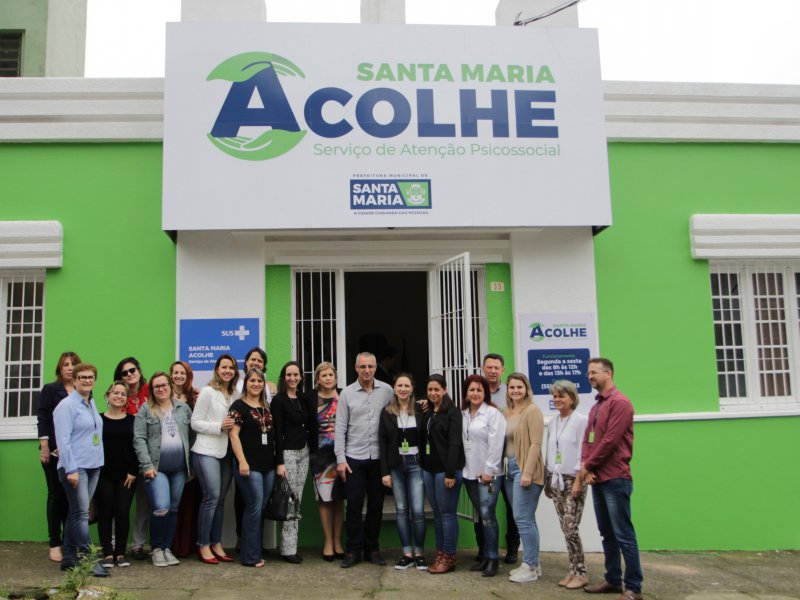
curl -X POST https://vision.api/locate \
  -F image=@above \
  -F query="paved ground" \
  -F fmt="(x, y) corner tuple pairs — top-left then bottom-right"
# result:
(0, 543), (797, 599)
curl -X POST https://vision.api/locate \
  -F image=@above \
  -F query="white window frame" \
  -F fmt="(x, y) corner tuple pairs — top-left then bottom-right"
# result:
(709, 260), (800, 411)
(0, 221), (61, 439)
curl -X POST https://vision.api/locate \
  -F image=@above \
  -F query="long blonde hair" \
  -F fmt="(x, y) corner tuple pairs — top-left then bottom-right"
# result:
(505, 372), (534, 412)
(385, 373), (416, 417)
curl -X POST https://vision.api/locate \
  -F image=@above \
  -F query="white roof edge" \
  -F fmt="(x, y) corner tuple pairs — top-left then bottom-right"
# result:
(1, 78), (799, 143)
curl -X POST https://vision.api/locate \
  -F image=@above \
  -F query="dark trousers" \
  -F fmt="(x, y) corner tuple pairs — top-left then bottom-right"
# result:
(95, 476), (136, 557)
(42, 459), (68, 548)
(474, 482), (519, 554)
(344, 457), (384, 555)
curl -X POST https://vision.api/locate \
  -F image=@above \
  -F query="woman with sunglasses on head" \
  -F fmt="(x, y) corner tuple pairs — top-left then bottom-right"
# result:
(37, 351), (80, 563)
(113, 356), (150, 560)
(271, 360), (317, 564)
(52, 363), (106, 576)
(133, 372), (192, 568)
(96, 381), (138, 569)
(229, 369), (276, 567)
(461, 374), (506, 578)
(379, 373), (427, 571)
(544, 380), (589, 590)
(503, 372), (545, 584)
(170, 361), (201, 558)
(191, 354), (239, 564)
(418, 374), (465, 574)
(310, 361), (345, 561)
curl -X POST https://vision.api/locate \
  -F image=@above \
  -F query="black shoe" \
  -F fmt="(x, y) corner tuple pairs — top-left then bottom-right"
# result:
(92, 562), (110, 578)
(473, 552), (485, 561)
(340, 553), (362, 568)
(282, 554), (302, 564)
(333, 551), (345, 560)
(322, 553), (336, 562)
(394, 555), (415, 570)
(365, 550), (386, 566)
(470, 558), (488, 572)
(60, 560), (76, 572)
(132, 547), (149, 561)
(504, 550), (518, 564)
(482, 559), (499, 577)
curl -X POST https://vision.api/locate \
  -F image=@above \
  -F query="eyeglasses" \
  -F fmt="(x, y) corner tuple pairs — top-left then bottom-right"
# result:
(153, 383), (171, 390)
(120, 368), (138, 377)
(77, 375), (96, 382)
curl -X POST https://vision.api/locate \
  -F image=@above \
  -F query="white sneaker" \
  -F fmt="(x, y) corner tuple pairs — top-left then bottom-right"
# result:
(163, 548), (180, 566)
(509, 563), (539, 583)
(509, 561), (541, 577)
(151, 548), (168, 567)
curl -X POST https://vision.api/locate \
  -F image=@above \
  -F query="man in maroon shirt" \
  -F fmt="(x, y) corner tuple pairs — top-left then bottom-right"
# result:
(578, 358), (643, 600)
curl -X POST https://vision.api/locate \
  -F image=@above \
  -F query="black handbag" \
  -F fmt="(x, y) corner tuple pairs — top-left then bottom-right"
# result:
(264, 476), (302, 521)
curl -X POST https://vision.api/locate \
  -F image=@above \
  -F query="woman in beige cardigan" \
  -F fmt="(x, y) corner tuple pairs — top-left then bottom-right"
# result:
(503, 372), (545, 584)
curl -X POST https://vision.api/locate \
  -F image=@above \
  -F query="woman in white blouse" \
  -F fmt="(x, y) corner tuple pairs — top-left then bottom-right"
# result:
(191, 354), (239, 564)
(461, 374), (506, 577)
(544, 379), (589, 589)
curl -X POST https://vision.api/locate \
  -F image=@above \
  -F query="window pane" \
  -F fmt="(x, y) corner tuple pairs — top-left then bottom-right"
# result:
(710, 272), (746, 398)
(752, 271), (791, 398)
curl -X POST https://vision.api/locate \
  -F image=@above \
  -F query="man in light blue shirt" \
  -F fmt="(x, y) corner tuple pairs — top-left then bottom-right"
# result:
(335, 352), (393, 567)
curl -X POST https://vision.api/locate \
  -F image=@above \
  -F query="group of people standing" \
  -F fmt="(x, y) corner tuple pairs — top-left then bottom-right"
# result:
(38, 348), (643, 599)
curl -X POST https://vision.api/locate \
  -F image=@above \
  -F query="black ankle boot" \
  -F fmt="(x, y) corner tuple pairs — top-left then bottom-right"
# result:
(470, 558), (488, 571)
(482, 559), (499, 577)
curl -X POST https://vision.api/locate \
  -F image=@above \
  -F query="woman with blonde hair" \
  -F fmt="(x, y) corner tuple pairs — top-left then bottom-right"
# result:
(191, 354), (239, 564)
(310, 361), (345, 561)
(379, 373), (427, 570)
(544, 380), (589, 589)
(134, 372), (192, 568)
(503, 372), (545, 584)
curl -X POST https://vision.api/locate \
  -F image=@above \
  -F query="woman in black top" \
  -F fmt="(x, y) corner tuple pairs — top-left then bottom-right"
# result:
(36, 350), (80, 563)
(271, 361), (318, 563)
(379, 373), (427, 571)
(229, 369), (275, 568)
(96, 381), (138, 568)
(418, 374), (465, 575)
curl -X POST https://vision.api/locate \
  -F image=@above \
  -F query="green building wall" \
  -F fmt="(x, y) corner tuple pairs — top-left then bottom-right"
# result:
(1, 141), (798, 550)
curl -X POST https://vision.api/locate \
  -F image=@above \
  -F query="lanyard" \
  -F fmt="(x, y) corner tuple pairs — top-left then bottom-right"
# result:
(554, 413), (572, 451)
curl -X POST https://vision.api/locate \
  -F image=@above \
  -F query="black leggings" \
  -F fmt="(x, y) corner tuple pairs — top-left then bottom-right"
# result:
(94, 476), (136, 557)
(42, 459), (68, 548)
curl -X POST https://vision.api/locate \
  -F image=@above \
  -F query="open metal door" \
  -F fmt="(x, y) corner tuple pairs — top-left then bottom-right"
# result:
(428, 252), (476, 408)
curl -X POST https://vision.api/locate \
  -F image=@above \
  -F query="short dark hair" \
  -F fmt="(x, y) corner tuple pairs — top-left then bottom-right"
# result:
(589, 357), (614, 374)
(461, 374), (494, 410)
(244, 347), (268, 372)
(482, 353), (504, 366)
(113, 356), (143, 381)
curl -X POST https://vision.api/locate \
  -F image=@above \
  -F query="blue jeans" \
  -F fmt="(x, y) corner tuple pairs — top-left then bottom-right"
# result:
(422, 470), (462, 555)
(58, 467), (100, 565)
(507, 456), (543, 568)
(464, 476), (502, 559)
(592, 478), (644, 593)
(390, 454), (426, 554)
(192, 452), (233, 547)
(144, 469), (186, 550)
(233, 466), (275, 565)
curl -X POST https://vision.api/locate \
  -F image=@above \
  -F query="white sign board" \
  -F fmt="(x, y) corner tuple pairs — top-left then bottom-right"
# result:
(518, 312), (598, 416)
(163, 23), (610, 230)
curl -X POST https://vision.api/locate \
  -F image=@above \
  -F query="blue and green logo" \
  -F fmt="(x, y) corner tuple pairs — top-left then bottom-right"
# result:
(350, 179), (432, 210)
(207, 52), (307, 160)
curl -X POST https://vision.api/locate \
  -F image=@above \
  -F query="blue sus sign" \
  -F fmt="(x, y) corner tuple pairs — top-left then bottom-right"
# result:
(179, 318), (259, 371)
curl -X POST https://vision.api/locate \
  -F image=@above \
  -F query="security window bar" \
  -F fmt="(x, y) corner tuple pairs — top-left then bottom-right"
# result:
(0, 32), (23, 78)
(710, 263), (800, 410)
(1, 272), (44, 418)
(294, 269), (337, 391)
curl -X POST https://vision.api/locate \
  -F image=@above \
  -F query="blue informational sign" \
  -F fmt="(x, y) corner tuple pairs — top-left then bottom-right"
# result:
(528, 348), (591, 410)
(179, 318), (259, 372)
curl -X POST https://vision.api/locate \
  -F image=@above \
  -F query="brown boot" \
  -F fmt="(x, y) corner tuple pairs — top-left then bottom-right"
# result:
(428, 553), (455, 574)
(429, 549), (444, 571)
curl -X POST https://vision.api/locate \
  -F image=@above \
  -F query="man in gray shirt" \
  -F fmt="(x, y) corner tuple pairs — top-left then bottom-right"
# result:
(335, 352), (393, 568)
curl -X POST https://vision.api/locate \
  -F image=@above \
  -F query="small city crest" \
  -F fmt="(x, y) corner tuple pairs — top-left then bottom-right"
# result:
(350, 179), (432, 210)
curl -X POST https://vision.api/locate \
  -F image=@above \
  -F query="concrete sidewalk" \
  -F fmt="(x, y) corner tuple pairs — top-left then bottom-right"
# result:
(0, 543), (797, 599)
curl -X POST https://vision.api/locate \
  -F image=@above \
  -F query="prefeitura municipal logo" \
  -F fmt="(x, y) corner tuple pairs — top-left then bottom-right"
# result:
(350, 179), (432, 210)
(207, 52), (307, 160)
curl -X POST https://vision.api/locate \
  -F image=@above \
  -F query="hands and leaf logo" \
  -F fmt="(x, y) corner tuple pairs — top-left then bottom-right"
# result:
(207, 52), (307, 160)
(529, 322), (545, 341)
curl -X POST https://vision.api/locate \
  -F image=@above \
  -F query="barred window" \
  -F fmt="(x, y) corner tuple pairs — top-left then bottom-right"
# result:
(710, 263), (800, 410)
(1, 272), (45, 420)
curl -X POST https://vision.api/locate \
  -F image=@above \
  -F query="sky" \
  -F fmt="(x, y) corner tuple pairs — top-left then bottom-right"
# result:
(84, 0), (800, 85)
